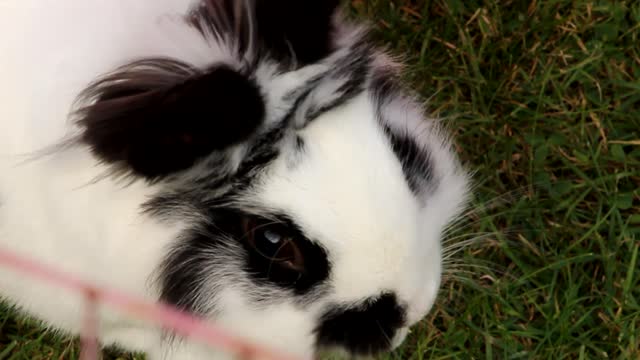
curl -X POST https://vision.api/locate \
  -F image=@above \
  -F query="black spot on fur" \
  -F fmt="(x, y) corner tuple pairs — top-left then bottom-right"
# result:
(75, 60), (264, 180)
(295, 136), (305, 152)
(369, 65), (399, 102)
(330, 40), (373, 81)
(157, 231), (216, 315)
(315, 293), (406, 356)
(189, 0), (341, 68)
(304, 76), (364, 121)
(383, 126), (434, 195)
(296, 41), (373, 127)
(231, 124), (288, 191)
(306, 63), (369, 121)
(371, 69), (436, 195)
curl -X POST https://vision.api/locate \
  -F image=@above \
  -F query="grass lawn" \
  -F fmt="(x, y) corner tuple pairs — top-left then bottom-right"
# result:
(1, 0), (639, 359)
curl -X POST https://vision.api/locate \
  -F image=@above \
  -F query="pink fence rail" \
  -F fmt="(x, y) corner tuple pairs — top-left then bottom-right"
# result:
(0, 246), (303, 360)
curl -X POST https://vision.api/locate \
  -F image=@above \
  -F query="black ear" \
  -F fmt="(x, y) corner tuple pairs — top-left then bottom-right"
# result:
(76, 59), (264, 179)
(191, 0), (342, 67)
(253, 0), (342, 65)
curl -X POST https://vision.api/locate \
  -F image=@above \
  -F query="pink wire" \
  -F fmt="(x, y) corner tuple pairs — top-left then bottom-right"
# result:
(0, 246), (304, 360)
(79, 289), (99, 360)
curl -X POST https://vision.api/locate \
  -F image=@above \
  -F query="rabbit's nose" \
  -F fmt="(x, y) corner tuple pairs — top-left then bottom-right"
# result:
(314, 292), (407, 356)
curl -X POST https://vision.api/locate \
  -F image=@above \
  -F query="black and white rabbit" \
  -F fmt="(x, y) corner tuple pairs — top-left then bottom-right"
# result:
(0, 0), (470, 358)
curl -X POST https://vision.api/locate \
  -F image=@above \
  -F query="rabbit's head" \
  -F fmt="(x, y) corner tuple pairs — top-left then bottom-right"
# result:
(72, 0), (470, 357)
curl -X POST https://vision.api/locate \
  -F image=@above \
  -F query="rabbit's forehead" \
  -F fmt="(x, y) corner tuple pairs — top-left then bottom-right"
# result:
(251, 91), (438, 299)
(263, 93), (421, 236)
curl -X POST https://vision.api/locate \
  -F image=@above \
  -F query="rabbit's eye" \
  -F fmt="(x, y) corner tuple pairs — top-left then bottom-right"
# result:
(236, 213), (329, 292)
(242, 217), (305, 273)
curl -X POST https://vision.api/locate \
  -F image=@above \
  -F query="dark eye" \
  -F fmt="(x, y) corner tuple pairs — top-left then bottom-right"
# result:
(242, 217), (305, 273)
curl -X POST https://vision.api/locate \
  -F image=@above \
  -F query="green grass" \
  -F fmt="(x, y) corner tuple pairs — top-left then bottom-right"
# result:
(2, 0), (639, 359)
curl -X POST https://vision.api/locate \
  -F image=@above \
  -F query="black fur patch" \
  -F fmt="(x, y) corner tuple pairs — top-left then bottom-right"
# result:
(241, 212), (330, 294)
(301, 41), (372, 125)
(371, 69), (436, 195)
(75, 60), (264, 180)
(295, 135), (305, 152)
(158, 208), (330, 315)
(315, 293), (406, 355)
(235, 124), (287, 179)
(188, 0), (340, 68)
(157, 230), (217, 315)
(383, 125), (434, 195)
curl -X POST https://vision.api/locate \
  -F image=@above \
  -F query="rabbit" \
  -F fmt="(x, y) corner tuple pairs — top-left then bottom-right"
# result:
(0, 0), (471, 358)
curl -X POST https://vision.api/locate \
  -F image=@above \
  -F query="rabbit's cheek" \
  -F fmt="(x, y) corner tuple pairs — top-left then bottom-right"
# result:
(391, 327), (410, 349)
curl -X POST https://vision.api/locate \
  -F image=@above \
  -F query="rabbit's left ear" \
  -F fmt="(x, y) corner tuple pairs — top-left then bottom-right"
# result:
(75, 60), (265, 180)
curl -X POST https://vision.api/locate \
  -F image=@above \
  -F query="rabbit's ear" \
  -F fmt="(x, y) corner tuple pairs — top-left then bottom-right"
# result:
(253, 0), (341, 65)
(192, 0), (341, 67)
(75, 60), (264, 180)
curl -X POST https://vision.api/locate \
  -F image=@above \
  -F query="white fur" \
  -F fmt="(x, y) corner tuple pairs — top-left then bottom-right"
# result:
(0, 1), (470, 359)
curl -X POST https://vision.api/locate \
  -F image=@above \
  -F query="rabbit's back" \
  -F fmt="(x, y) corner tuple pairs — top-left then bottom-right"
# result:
(0, 0), (212, 153)
(0, 0), (201, 354)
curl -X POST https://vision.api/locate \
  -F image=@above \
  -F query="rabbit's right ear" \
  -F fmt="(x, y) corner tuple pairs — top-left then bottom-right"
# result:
(192, 0), (342, 67)
(75, 60), (264, 180)
(252, 0), (341, 65)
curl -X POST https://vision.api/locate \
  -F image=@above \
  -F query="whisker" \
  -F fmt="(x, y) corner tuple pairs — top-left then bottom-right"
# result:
(443, 263), (507, 278)
(441, 234), (502, 259)
(375, 320), (393, 351)
(442, 255), (521, 282)
(442, 207), (535, 238)
(441, 182), (547, 236)
(441, 273), (483, 285)
(441, 228), (518, 246)
(442, 257), (504, 268)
